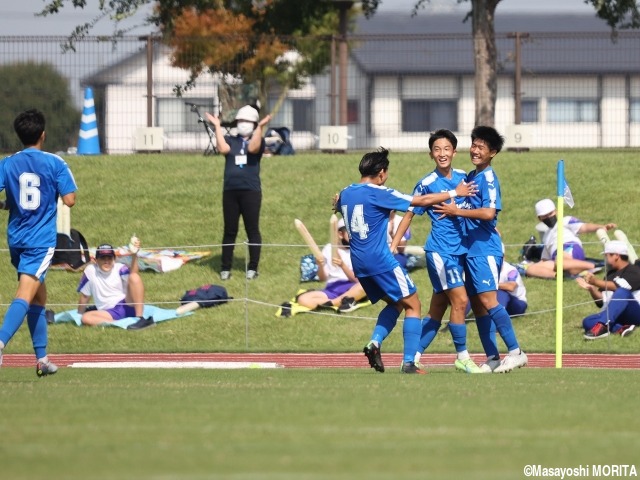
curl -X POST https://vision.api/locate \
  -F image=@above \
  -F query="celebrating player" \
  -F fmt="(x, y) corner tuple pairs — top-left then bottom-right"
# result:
(335, 147), (476, 374)
(391, 129), (481, 373)
(434, 126), (527, 373)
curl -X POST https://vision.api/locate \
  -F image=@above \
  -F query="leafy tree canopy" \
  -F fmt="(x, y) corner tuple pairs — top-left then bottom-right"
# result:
(0, 63), (79, 153)
(40, 1), (349, 106)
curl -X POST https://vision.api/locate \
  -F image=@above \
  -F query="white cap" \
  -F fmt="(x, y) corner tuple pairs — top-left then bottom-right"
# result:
(235, 105), (259, 123)
(602, 240), (628, 256)
(337, 218), (346, 229)
(535, 198), (555, 217)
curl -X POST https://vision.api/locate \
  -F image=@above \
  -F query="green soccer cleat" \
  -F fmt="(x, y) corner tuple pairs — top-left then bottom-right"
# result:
(454, 357), (483, 374)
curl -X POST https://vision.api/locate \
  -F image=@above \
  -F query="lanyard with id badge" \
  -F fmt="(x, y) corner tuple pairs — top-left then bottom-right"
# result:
(235, 139), (248, 168)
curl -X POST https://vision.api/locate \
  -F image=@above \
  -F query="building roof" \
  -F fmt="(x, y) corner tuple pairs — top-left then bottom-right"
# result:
(351, 13), (640, 75)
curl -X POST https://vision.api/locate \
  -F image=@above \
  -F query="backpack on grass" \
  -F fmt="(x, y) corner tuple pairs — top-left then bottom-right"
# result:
(52, 228), (89, 270)
(180, 284), (231, 308)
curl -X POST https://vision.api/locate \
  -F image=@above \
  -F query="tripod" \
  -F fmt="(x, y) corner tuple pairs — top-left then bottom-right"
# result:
(186, 103), (217, 155)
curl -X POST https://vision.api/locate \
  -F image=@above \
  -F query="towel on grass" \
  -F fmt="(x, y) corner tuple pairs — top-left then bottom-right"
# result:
(53, 305), (193, 329)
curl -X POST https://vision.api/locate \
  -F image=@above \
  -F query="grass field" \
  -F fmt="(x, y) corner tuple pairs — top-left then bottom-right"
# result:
(0, 150), (639, 355)
(1, 367), (639, 480)
(1, 149), (639, 479)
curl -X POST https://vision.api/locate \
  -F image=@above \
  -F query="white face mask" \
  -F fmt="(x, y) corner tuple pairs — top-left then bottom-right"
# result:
(236, 122), (254, 138)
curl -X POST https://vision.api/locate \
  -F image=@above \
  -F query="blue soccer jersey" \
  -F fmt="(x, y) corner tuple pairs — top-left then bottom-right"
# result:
(459, 166), (503, 257)
(411, 168), (467, 255)
(0, 148), (77, 248)
(337, 183), (412, 277)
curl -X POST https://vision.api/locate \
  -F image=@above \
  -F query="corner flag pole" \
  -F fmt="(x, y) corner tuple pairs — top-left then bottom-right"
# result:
(555, 160), (569, 368)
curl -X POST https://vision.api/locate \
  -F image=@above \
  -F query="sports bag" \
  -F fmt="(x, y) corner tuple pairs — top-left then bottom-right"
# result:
(52, 228), (90, 270)
(180, 284), (230, 308)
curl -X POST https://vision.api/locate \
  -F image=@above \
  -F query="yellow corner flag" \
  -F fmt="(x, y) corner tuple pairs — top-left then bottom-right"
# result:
(555, 160), (574, 368)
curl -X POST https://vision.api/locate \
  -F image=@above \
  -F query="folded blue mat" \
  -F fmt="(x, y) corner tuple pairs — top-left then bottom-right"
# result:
(53, 305), (192, 329)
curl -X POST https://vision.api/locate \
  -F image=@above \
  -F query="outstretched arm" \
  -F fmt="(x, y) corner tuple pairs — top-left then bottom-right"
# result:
(390, 212), (414, 253)
(433, 201), (496, 221)
(411, 180), (476, 207)
(578, 222), (617, 234)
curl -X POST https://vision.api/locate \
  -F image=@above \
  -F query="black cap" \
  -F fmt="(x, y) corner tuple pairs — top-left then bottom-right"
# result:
(95, 244), (115, 258)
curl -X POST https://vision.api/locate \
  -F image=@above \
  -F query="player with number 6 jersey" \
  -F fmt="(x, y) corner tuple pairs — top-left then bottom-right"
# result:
(335, 147), (477, 374)
(0, 109), (77, 377)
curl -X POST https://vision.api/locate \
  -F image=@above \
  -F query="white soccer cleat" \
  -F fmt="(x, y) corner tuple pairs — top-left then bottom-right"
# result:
(129, 235), (140, 254)
(493, 350), (528, 373)
(479, 357), (501, 373)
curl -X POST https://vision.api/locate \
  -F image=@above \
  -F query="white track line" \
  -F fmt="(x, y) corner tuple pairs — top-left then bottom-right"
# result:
(69, 361), (283, 369)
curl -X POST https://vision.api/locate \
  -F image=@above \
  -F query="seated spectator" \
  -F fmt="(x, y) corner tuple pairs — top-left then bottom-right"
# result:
(276, 219), (369, 316)
(523, 198), (616, 279)
(581, 241), (640, 339)
(77, 238), (154, 330)
(575, 266), (617, 310)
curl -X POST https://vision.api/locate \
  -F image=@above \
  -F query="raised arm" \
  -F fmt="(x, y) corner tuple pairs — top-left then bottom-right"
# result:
(205, 112), (230, 154)
(247, 114), (272, 154)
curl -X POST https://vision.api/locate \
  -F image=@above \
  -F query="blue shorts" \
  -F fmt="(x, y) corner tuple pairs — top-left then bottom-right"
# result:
(359, 266), (416, 304)
(464, 255), (501, 296)
(324, 280), (357, 300)
(105, 301), (137, 320)
(10, 246), (55, 282)
(426, 251), (465, 293)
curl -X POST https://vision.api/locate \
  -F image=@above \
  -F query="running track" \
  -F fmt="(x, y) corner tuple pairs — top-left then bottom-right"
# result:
(4, 352), (640, 369)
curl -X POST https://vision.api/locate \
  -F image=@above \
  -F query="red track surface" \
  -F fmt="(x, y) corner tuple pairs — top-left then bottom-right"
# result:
(4, 352), (640, 369)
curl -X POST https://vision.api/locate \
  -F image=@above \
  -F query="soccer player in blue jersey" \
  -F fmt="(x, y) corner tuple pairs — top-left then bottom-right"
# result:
(434, 126), (527, 373)
(335, 147), (476, 374)
(390, 129), (481, 373)
(0, 109), (77, 377)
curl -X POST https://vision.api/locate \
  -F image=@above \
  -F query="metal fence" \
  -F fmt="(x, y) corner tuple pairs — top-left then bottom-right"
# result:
(0, 30), (639, 154)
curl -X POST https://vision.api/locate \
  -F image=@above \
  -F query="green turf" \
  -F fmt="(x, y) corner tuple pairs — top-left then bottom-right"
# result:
(1, 367), (638, 480)
(0, 150), (638, 355)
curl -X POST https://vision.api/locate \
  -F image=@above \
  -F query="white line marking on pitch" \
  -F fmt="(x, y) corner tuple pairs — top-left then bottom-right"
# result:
(69, 361), (284, 369)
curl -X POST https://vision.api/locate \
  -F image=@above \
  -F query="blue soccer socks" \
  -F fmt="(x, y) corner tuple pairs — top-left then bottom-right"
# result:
(371, 304), (400, 346)
(0, 298), (29, 346)
(488, 304), (519, 352)
(476, 314), (500, 358)
(27, 305), (48, 360)
(402, 316), (422, 363)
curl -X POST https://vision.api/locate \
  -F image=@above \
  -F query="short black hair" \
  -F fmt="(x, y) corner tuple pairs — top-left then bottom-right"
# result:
(14, 109), (45, 147)
(359, 147), (390, 177)
(429, 129), (458, 150)
(471, 126), (504, 153)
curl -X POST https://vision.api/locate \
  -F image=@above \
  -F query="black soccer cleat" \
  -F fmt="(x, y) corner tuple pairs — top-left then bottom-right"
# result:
(363, 342), (385, 372)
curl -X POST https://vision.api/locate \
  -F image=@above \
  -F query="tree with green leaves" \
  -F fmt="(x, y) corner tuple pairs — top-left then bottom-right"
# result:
(40, 1), (640, 126)
(0, 63), (79, 153)
(39, 1), (350, 111)
(361, 0), (640, 126)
